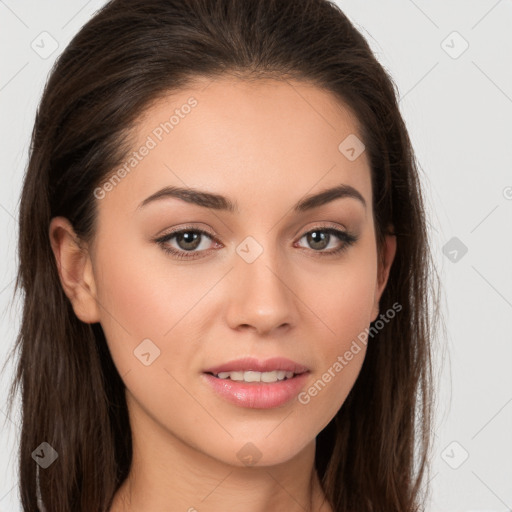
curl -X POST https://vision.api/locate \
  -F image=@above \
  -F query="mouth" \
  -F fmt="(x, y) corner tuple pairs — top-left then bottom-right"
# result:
(202, 371), (310, 409)
(203, 356), (309, 377)
(201, 357), (310, 408)
(205, 370), (305, 383)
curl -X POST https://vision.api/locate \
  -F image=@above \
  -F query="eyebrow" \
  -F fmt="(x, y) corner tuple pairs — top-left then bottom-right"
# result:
(137, 183), (366, 213)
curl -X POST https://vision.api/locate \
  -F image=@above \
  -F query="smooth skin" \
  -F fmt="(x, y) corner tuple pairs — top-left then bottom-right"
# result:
(50, 76), (396, 512)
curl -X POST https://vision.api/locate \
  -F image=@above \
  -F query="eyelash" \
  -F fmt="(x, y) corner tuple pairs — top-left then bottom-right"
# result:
(154, 224), (358, 261)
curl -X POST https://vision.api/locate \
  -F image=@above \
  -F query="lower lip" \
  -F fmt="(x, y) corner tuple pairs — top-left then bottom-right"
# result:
(202, 372), (310, 409)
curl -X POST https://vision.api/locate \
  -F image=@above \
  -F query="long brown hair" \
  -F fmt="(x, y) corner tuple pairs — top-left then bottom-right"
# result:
(4, 0), (439, 510)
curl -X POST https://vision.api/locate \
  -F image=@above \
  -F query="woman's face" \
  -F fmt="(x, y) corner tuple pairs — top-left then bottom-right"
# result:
(58, 77), (395, 467)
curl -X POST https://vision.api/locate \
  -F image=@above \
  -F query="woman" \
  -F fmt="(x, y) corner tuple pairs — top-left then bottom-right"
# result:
(6, 0), (439, 510)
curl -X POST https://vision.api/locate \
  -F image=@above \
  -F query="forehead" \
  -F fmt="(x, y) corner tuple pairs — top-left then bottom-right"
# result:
(135, 76), (365, 156)
(98, 76), (372, 219)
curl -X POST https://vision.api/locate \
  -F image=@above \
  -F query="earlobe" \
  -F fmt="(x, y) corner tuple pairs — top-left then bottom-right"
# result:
(371, 232), (397, 323)
(49, 217), (101, 324)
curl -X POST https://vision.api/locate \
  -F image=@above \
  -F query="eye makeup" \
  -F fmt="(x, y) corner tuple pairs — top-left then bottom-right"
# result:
(153, 223), (359, 261)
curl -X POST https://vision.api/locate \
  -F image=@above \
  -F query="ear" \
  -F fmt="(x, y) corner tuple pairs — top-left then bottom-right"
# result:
(370, 230), (397, 323)
(49, 217), (101, 324)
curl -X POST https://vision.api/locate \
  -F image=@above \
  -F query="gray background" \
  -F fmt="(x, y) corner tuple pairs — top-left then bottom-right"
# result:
(1, 1), (511, 510)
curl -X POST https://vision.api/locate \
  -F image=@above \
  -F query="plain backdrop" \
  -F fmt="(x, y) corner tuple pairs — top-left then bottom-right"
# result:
(1, 1), (511, 511)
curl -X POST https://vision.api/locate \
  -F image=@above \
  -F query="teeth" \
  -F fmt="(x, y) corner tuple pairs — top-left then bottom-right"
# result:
(215, 370), (295, 383)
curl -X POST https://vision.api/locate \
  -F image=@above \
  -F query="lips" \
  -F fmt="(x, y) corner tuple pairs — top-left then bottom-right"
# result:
(202, 371), (310, 408)
(203, 356), (309, 376)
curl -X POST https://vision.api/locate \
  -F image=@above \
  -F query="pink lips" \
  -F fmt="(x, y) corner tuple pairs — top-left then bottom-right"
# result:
(202, 356), (310, 409)
(203, 356), (309, 375)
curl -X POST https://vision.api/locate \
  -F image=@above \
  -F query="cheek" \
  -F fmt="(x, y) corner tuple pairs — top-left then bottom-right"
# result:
(92, 227), (223, 381)
(309, 244), (378, 343)
(298, 284), (372, 429)
(92, 238), (208, 435)
(91, 231), (180, 371)
(297, 244), (377, 418)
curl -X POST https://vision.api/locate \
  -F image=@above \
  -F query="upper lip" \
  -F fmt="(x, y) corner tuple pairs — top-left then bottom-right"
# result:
(204, 357), (309, 375)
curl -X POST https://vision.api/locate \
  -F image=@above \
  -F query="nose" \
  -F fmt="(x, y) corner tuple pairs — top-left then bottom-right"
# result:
(224, 243), (299, 336)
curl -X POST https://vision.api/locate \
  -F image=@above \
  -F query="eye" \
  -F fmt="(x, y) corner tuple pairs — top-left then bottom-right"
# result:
(154, 225), (358, 261)
(295, 227), (358, 255)
(155, 227), (219, 260)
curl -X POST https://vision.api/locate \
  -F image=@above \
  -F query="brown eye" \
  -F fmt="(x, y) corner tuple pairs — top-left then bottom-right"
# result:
(296, 227), (358, 255)
(155, 228), (218, 259)
(174, 231), (203, 251)
(305, 230), (330, 250)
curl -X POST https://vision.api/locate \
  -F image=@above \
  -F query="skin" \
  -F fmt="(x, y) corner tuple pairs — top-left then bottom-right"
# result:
(50, 76), (396, 512)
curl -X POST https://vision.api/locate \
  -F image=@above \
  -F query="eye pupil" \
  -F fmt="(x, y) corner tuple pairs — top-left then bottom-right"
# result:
(160, 226), (351, 259)
(176, 231), (201, 250)
(307, 230), (329, 250)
